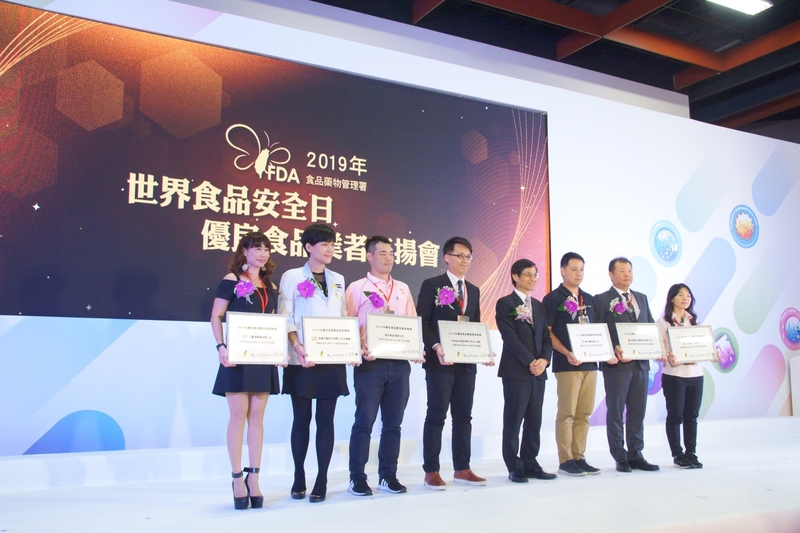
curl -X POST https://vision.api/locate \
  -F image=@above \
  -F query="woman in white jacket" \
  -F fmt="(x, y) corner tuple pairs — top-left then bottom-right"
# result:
(279, 223), (348, 503)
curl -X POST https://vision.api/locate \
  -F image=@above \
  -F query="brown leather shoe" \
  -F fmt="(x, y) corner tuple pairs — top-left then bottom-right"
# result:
(423, 472), (447, 491)
(453, 469), (487, 486)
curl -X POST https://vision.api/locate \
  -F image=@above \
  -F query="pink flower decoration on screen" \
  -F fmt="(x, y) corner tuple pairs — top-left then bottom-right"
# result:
(435, 286), (456, 307)
(298, 278), (317, 298)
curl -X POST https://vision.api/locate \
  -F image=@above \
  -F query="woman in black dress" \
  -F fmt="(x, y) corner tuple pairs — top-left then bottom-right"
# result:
(211, 232), (280, 510)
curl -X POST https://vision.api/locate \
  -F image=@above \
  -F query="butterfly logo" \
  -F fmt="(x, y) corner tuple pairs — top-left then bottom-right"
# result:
(225, 124), (291, 178)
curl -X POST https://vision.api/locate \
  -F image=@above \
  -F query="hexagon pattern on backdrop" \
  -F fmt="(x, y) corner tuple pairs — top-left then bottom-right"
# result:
(56, 60), (124, 131)
(0, 124), (58, 197)
(461, 129), (487, 164)
(139, 49), (222, 140)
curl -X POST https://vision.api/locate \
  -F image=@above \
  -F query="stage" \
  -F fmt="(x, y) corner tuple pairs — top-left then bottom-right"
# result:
(1, 417), (799, 533)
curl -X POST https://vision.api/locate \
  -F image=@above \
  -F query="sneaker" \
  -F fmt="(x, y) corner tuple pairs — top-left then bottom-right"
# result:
(348, 478), (373, 496)
(686, 453), (703, 469)
(575, 459), (601, 475)
(673, 453), (693, 469)
(558, 460), (587, 477)
(378, 476), (407, 494)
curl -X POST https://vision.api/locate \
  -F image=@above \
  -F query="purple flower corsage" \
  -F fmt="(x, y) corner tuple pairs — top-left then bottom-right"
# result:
(435, 286), (456, 308)
(610, 297), (627, 316)
(234, 280), (255, 304)
(511, 304), (532, 324)
(557, 295), (581, 319)
(364, 291), (386, 309)
(298, 278), (317, 298)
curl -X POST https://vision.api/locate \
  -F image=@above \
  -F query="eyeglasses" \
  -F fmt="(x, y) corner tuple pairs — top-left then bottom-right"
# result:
(446, 253), (474, 262)
(518, 272), (538, 279)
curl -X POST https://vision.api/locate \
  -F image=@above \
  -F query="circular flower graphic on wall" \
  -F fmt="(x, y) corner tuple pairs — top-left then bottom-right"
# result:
(713, 327), (739, 373)
(729, 205), (759, 248)
(649, 220), (682, 267)
(647, 359), (663, 395)
(780, 308), (800, 351)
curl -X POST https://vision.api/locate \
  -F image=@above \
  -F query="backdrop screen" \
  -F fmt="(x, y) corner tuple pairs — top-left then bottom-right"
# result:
(0, 2), (550, 324)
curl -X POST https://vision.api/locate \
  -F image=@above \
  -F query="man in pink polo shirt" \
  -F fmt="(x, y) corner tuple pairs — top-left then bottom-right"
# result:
(345, 235), (421, 497)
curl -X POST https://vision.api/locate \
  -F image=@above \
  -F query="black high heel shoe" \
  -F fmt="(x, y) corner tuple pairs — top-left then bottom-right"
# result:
(291, 473), (306, 500)
(290, 482), (306, 500)
(232, 472), (249, 510)
(309, 479), (326, 503)
(243, 467), (264, 509)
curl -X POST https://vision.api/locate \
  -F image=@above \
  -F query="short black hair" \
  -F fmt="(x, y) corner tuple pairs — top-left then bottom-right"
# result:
(365, 235), (391, 254)
(301, 223), (336, 249)
(510, 258), (537, 287)
(443, 236), (472, 255)
(560, 252), (585, 268)
(608, 257), (632, 273)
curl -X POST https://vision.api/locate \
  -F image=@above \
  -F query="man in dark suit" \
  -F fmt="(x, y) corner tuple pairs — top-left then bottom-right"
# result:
(495, 259), (555, 483)
(418, 236), (492, 490)
(593, 257), (660, 473)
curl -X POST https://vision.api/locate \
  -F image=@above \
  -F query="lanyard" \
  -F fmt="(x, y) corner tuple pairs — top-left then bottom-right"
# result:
(370, 277), (394, 306)
(244, 274), (269, 313)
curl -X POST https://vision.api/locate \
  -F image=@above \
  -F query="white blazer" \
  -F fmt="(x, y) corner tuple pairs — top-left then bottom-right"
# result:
(278, 262), (346, 365)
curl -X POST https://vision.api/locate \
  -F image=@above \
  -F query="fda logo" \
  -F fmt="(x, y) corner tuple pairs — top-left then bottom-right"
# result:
(226, 124), (298, 183)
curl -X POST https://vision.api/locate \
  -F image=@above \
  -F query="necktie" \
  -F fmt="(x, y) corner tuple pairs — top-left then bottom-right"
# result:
(622, 292), (639, 320)
(457, 280), (464, 314)
(525, 295), (533, 325)
(623, 292), (636, 318)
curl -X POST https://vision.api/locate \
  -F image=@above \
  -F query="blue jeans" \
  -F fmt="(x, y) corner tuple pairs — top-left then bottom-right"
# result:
(348, 359), (411, 480)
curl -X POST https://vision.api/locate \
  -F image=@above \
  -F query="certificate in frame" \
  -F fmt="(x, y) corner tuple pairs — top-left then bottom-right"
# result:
(668, 325), (716, 363)
(615, 323), (664, 360)
(302, 316), (361, 364)
(566, 323), (615, 363)
(438, 320), (492, 364)
(226, 311), (288, 365)
(366, 313), (423, 360)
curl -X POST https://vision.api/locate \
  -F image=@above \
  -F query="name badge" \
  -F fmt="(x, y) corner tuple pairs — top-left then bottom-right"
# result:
(578, 316), (590, 324)
(384, 310), (395, 315)
(457, 315), (470, 322)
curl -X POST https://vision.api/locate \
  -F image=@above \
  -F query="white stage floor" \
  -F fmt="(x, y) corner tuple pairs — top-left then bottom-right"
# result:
(2, 417), (800, 533)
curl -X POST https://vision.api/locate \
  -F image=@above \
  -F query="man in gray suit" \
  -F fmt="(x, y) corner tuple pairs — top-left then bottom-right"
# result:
(593, 257), (660, 473)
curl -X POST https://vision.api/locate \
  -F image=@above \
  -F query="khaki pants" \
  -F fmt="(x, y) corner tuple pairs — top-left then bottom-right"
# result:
(555, 371), (597, 464)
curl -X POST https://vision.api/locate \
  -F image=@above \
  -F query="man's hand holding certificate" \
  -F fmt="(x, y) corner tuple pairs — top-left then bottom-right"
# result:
(366, 313), (423, 360)
(566, 323), (614, 363)
(438, 320), (492, 364)
(615, 323), (664, 360)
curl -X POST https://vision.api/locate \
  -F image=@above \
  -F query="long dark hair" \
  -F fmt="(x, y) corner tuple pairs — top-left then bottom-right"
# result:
(228, 232), (275, 285)
(663, 283), (698, 325)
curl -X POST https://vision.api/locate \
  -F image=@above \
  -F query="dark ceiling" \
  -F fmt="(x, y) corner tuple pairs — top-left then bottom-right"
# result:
(310, 0), (800, 133)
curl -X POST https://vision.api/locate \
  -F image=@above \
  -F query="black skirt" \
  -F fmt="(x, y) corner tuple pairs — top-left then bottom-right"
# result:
(212, 363), (281, 396)
(282, 364), (349, 399)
